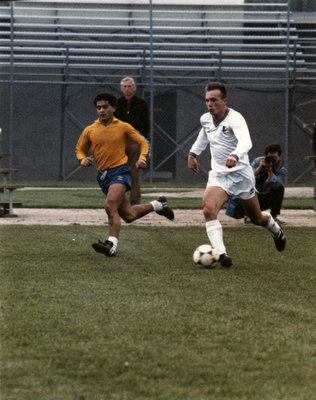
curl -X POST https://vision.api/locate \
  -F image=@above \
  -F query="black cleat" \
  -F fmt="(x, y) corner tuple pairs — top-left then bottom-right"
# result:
(219, 253), (233, 268)
(156, 196), (174, 220)
(92, 240), (116, 257)
(273, 227), (286, 252)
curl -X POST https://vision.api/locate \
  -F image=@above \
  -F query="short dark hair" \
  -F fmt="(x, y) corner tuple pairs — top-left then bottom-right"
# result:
(205, 82), (227, 98)
(93, 93), (117, 107)
(265, 143), (282, 156)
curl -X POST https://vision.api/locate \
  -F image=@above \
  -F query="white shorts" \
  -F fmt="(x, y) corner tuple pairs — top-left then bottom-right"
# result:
(207, 166), (256, 200)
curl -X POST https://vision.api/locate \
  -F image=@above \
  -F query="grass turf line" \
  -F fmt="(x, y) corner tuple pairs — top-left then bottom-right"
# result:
(11, 189), (314, 209)
(1, 225), (315, 400)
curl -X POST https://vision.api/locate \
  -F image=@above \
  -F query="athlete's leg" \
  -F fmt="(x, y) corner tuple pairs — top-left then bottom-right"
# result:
(92, 183), (127, 257)
(203, 186), (231, 265)
(241, 194), (286, 251)
(105, 183), (128, 237)
(257, 192), (269, 211)
(94, 179), (174, 257)
(118, 194), (153, 223)
(94, 184), (155, 257)
(257, 186), (285, 219)
(203, 186), (229, 221)
(241, 194), (269, 226)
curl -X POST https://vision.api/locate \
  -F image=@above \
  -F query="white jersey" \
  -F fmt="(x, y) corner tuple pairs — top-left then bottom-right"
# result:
(190, 108), (252, 174)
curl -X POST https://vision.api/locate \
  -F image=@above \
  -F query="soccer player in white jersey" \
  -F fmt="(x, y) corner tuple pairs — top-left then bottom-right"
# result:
(188, 82), (286, 267)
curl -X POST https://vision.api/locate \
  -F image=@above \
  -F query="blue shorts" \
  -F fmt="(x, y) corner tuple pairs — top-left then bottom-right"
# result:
(97, 164), (132, 196)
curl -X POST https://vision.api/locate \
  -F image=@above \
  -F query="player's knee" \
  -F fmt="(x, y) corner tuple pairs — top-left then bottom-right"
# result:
(121, 214), (134, 223)
(203, 204), (217, 220)
(105, 200), (117, 216)
(118, 206), (136, 223)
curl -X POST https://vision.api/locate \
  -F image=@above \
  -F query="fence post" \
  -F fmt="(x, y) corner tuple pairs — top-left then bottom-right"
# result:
(59, 47), (70, 181)
(149, 0), (154, 184)
(9, 1), (15, 180)
(284, 0), (291, 184)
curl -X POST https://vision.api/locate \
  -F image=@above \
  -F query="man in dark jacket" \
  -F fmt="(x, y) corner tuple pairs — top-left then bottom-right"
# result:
(114, 77), (150, 204)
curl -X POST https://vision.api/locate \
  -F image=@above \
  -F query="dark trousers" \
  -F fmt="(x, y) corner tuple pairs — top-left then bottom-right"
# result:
(126, 141), (141, 205)
(257, 185), (285, 218)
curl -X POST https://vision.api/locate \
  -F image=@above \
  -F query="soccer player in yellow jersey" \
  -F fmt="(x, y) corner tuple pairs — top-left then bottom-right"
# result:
(76, 93), (174, 257)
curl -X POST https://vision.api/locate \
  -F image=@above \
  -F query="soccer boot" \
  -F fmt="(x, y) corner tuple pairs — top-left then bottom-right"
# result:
(219, 253), (233, 268)
(273, 227), (286, 252)
(92, 240), (116, 257)
(156, 196), (174, 220)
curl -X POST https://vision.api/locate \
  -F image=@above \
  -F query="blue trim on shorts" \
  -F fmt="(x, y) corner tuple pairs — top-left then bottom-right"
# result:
(97, 164), (131, 196)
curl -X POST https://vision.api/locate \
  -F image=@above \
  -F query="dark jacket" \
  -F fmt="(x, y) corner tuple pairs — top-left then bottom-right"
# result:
(114, 95), (150, 138)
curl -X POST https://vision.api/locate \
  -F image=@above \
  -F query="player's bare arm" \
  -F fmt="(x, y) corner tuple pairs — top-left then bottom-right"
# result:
(188, 154), (200, 174)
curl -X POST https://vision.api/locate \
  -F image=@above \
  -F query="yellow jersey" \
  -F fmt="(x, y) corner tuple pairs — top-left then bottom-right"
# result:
(76, 117), (150, 171)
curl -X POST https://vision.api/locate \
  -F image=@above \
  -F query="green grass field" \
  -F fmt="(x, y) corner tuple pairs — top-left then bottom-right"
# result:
(1, 224), (315, 400)
(11, 188), (314, 209)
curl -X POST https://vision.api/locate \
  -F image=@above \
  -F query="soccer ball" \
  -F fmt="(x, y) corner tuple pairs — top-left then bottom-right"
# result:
(193, 244), (220, 268)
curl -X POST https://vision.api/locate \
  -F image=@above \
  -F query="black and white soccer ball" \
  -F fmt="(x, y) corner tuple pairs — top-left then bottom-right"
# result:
(193, 244), (220, 268)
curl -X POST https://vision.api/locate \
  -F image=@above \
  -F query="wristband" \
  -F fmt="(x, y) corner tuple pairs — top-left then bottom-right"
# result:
(189, 152), (197, 158)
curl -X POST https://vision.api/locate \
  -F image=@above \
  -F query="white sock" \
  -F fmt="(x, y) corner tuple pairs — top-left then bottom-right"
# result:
(206, 219), (226, 255)
(262, 212), (281, 237)
(108, 236), (118, 254)
(150, 200), (163, 212)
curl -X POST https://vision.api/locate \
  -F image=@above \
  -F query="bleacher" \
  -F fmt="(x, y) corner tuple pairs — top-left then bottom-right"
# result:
(0, 0), (315, 87)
